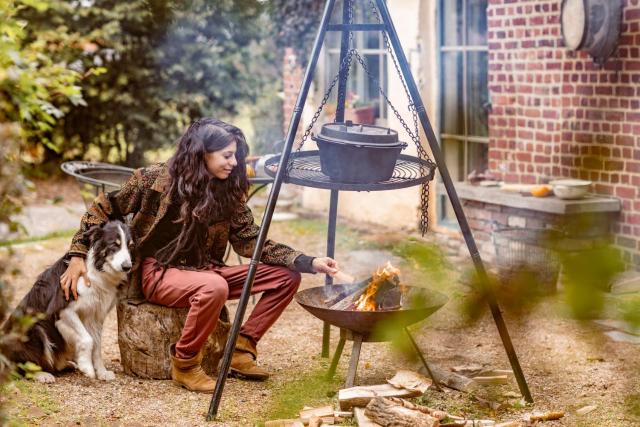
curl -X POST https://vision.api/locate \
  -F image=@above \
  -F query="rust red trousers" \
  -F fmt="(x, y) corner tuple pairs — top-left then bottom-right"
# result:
(141, 258), (301, 359)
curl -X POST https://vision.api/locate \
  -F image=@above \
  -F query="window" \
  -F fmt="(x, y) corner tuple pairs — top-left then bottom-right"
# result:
(324, 0), (388, 123)
(438, 0), (489, 224)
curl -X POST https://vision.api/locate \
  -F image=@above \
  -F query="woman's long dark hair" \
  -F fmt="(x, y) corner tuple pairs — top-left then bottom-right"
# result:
(154, 118), (249, 268)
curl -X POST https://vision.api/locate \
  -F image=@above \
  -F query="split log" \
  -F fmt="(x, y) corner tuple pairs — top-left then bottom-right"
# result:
(338, 383), (422, 410)
(471, 375), (509, 386)
(451, 364), (483, 377)
(387, 370), (432, 393)
(117, 299), (230, 379)
(299, 405), (334, 424)
(364, 397), (439, 427)
(329, 279), (371, 310)
(354, 407), (381, 427)
(421, 364), (481, 394)
(264, 420), (304, 427)
(375, 397), (447, 421)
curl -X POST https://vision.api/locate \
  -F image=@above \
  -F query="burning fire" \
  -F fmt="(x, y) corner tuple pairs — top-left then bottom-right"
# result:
(354, 262), (401, 311)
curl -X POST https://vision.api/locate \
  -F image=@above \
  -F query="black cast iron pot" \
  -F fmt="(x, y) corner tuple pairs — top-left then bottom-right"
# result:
(312, 121), (407, 184)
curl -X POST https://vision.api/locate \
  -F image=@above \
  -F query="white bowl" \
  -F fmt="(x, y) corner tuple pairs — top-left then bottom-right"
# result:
(549, 179), (592, 199)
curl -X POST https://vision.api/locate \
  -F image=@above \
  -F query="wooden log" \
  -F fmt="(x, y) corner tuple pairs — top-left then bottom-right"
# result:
(421, 364), (480, 394)
(264, 420), (303, 427)
(329, 279), (371, 310)
(299, 406), (334, 424)
(364, 397), (439, 427)
(354, 407), (381, 427)
(471, 375), (509, 386)
(338, 384), (422, 410)
(117, 299), (230, 379)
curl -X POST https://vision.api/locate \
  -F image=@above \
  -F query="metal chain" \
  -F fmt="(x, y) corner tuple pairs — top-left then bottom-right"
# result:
(287, 48), (356, 173)
(367, 0), (432, 234)
(335, 0), (355, 116)
(352, 48), (433, 234)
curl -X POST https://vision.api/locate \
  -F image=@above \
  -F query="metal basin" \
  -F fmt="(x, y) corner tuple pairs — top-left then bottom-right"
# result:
(295, 285), (448, 336)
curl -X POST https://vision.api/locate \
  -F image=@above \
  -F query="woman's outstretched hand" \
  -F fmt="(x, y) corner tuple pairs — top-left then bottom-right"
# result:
(60, 256), (91, 301)
(311, 257), (339, 275)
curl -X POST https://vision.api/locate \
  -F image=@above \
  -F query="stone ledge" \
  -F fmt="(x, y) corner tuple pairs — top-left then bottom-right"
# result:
(438, 182), (621, 215)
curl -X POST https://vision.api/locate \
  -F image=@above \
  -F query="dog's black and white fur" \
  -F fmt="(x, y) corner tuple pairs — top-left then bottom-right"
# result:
(2, 220), (133, 382)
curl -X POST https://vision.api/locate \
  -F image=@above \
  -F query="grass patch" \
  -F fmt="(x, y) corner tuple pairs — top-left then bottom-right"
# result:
(284, 218), (362, 250)
(625, 393), (640, 418)
(260, 367), (342, 424)
(2, 379), (60, 425)
(0, 229), (76, 248)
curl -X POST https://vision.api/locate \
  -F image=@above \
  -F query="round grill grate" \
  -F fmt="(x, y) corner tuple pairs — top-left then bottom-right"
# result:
(265, 151), (435, 191)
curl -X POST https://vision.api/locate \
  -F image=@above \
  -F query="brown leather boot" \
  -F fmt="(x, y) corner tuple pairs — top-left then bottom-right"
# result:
(230, 335), (269, 381)
(170, 345), (216, 392)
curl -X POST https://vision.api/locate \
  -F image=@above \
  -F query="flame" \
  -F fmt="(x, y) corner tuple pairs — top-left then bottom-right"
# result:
(354, 261), (400, 311)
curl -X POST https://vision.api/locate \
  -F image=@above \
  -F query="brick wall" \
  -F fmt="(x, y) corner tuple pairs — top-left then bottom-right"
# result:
(487, 0), (640, 265)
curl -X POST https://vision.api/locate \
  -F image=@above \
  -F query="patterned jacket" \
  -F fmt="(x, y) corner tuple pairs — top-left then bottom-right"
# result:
(68, 163), (306, 301)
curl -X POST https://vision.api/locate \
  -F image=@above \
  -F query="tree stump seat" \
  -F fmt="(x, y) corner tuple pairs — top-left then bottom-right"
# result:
(117, 299), (230, 379)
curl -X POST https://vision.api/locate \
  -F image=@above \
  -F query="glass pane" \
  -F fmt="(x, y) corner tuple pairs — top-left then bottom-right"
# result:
(326, 30), (341, 49)
(467, 51), (489, 137)
(467, 0), (488, 45)
(441, 52), (463, 135)
(441, 0), (463, 46)
(363, 54), (380, 102)
(467, 141), (489, 175)
(331, 0), (345, 24)
(443, 138), (464, 181)
(365, 29), (382, 49)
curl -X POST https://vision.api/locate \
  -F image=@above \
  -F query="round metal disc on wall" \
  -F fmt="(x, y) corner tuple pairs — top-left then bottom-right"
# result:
(561, 0), (623, 64)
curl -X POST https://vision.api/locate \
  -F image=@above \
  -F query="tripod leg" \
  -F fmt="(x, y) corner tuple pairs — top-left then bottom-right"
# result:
(373, 0), (533, 403)
(345, 334), (363, 388)
(206, 0), (339, 420)
(327, 336), (346, 380)
(404, 328), (442, 391)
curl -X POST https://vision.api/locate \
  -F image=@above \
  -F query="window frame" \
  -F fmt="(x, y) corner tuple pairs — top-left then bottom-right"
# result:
(437, 0), (489, 226)
(324, 5), (389, 122)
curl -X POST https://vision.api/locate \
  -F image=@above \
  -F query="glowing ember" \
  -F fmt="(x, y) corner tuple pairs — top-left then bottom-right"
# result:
(354, 261), (401, 311)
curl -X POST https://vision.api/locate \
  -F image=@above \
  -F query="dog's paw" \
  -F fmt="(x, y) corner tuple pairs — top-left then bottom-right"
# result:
(96, 369), (116, 381)
(77, 363), (96, 379)
(33, 371), (56, 384)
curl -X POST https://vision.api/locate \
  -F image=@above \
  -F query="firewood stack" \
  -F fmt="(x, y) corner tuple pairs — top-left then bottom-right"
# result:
(263, 369), (565, 427)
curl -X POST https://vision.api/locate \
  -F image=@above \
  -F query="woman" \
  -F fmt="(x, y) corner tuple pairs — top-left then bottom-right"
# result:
(61, 118), (338, 392)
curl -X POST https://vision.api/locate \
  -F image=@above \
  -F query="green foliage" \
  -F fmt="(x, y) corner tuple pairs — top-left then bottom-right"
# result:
(0, 1), (82, 420)
(262, 367), (341, 422)
(560, 245), (625, 320)
(269, 0), (324, 65)
(0, 0), (85, 162)
(19, 0), (271, 166)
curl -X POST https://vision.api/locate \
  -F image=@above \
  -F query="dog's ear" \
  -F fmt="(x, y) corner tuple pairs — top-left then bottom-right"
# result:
(83, 223), (104, 245)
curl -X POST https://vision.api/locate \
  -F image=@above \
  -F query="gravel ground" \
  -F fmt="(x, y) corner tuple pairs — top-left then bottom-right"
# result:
(1, 184), (639, 426)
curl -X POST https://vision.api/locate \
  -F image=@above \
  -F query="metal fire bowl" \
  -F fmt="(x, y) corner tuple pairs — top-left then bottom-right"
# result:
(295, 285), (448, 337)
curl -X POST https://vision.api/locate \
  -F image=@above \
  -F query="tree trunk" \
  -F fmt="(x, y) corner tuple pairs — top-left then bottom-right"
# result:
(117, 300), (230, 379)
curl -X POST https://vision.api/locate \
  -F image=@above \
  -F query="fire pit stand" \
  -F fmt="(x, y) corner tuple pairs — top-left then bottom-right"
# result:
(295, 283), (447, 389)
(326, 328), (441, 389)
(208, 0), (533, 418)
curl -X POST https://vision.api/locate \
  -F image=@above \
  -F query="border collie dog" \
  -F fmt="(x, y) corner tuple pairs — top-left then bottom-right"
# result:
(2, 220), (133, 382)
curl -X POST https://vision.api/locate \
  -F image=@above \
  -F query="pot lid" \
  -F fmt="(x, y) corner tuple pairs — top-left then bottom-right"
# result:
(318, 121), (398, 144)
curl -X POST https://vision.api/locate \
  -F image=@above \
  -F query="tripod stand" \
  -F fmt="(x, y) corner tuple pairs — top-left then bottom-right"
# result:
(207, 0), (533, 419)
